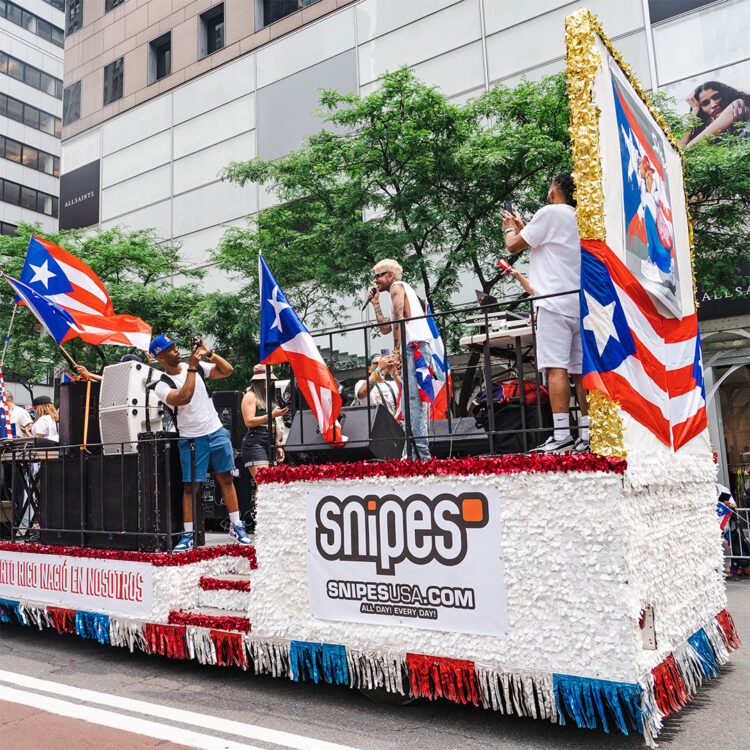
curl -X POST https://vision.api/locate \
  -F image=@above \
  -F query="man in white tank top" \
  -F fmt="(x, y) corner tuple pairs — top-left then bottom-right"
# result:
(367, 259), (435, 459)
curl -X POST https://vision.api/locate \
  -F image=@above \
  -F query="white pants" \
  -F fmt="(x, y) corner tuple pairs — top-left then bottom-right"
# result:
(536, 307), (583, 373)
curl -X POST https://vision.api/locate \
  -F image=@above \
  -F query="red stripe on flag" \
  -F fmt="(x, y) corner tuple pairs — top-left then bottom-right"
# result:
(672, 407), (707, 451)
(663, 312), (698, 343)
(630, 330), (667, 390)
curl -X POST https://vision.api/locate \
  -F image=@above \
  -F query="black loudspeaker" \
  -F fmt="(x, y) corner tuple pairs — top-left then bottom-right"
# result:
(285, 405), (404, 463)
(212, 391), (244, 448)
(87, 453), (139, 549)
(39, 457), (87, 546)
(427, 417), (491, 458)
(59, 380), (101, 449)
(137, 431), (197, 550)
(203, 454), (256, 532)
(488, 403), (553, 454)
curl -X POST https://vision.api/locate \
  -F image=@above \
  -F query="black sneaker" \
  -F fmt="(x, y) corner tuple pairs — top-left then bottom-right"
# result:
(531, 435), (576, 454)
(574, 437), (590, 453)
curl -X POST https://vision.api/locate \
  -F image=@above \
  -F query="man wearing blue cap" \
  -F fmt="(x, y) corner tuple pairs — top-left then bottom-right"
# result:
(149, 334), (250, 551)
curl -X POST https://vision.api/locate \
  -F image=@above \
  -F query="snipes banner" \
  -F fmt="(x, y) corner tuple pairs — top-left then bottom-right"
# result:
(306, 483), (508, 636)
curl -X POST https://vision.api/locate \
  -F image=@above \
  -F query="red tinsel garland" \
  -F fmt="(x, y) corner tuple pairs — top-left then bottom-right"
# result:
(651, 654), (689, 716)
(0, 542), (256, 569)
(47, 606), (76, 635)
(716, 609), (742, 650)
(168, 609), (251, 633)
(406, 653), (481, 705)
(144, 623), (189, 660)
(200, 576), (251, 592)
(257, 454), (626, 486)
(211, 629), (248, 668)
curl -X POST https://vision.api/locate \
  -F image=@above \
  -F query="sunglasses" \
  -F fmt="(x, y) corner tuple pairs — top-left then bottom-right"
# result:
(374, 271), (389, 279)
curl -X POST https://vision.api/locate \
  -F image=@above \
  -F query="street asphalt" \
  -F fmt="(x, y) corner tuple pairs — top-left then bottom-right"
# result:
(0, 580), (747, 750)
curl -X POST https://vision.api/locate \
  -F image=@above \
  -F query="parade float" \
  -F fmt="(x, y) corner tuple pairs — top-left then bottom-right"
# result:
(0, 10), (738, 746)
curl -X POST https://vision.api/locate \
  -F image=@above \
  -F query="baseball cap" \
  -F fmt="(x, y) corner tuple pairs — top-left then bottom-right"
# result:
(149, 334), (179, 357)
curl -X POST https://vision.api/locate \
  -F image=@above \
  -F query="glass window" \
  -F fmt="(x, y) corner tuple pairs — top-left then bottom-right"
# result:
(22, 145), (38, 170)
(7, 57), (24, 82)
(0, 52), (7, 74)
(0, 94), (5, 117)
(37, 192), (52, 215)
(149, 33), (171, 84)
(3, 181), (20, 206)
(40, 72), (56, 97)
(53, 156), (60, 177)
(199, 4), (224, 59)
(63, 80), (81, 125)
(0, 136), (4, 158)
(43, 0), (65, 10)
(103, 57), (124, 105)
(21, 186), (37, 210)
(0, 1), (5, 19)
(6, 1), (21, 26)
(23, 105), (39, 129)
(66, 0), (82, 36)
(1, 222), (18, 237)
(4, 139), (21, 164)
(258, 0), (320, 29)
(6, 97), (22, 122)
(39, 110), (55, 134)
(24, 66), (41, 89)
(52, 197), (59, 218)
(105, 0), (125, 11)
(54, 118), (62, 137)
(22, 10), (36, 33)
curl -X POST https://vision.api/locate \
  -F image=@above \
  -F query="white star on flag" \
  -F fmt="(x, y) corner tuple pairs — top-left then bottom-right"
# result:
(267, 285), (291, 332)
(29, 260), (55, 288)
(583, 291), (619, 355)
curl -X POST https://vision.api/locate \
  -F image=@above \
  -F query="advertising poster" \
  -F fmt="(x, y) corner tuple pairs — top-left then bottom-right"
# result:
(306, 483), (508, 637)
(0, 551), (153, 618)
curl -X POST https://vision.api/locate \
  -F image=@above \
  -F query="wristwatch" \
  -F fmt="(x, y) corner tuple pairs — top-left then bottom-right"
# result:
(208, 351), (216, 360)
(187, 368), (199, 373)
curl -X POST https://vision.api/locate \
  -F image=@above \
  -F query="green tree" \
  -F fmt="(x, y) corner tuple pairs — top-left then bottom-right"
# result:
(217, 68), (572, 321)
(0, 223), (205, 399)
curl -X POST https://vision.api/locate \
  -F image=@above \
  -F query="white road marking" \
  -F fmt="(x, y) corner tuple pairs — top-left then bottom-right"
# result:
(0, 669), (362, 750)
(0, 685), (267, 750)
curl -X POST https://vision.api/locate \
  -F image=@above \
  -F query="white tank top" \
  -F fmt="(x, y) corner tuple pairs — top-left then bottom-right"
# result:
(392, 281), (432, 343)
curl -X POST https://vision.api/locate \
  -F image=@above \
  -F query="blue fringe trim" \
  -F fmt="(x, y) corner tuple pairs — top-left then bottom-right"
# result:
(688, 629), (718, 679)
(0, 598), (22, 624)
(75, 611), (110, 645)
(553, 674), (642, 735)
(289, 641), (348, 685)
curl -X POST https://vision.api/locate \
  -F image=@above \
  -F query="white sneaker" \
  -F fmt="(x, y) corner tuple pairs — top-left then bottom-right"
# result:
(574, 437), (590, 453)
(531, 435), (575, 454)
(229, 521), (252, 546)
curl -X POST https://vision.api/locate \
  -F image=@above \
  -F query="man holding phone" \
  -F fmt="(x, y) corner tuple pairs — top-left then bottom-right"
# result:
(355, 352), (401, 418)
(501, 173), (589, 454)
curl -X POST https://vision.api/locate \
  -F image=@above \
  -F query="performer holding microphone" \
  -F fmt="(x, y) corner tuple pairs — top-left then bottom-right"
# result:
(149, 334), (252, 552)
(502, 173), (589, 454)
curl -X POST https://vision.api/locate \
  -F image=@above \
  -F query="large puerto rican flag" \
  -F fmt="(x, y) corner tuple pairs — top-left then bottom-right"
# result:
(580, 240), (706, 450)
(259, 254), (344, 445)
(15, 236), (151, 350)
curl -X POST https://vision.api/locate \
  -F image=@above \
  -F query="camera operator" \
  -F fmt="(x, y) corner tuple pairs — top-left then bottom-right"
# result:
(503, 172), (589, 454)
(150, 334), (251, 552)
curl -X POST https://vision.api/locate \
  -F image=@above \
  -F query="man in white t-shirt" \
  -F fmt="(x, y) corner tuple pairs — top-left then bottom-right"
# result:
(6, 393), (32, 438)
(150, 334), (251, 552)
(503, 172), (589, 454)
(355, 354), (400, 417)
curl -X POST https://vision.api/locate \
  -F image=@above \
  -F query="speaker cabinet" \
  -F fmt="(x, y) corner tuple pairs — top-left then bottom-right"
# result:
(285, 405), (404, 463)
(99, 361), (163, 454)
(202, 454), (256, 532)
(39, 456), (87, 546)
(427, 417), (490, 459)
(59, 380), (101, 449)
(87, 453), (139, 549)
(212, 391), (244, 448)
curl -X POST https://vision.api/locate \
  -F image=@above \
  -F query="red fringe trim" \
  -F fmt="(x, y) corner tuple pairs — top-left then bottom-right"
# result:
(211, 630), (248, 668)
(144, 623), (188, 660)
(47, 606), (76, 635)
(652, 654), (689, 716)
(200, 576), (251, 592)
(168, 610), (251, 633)
(0, 542), (257, 569)
(406, 653), (480, 706)
(716, 609), (742, 650)
(257, 454), (626, 486)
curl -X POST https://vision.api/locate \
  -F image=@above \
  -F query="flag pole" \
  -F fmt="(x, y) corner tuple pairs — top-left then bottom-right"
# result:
(57, 344), (78, 370)
(0, 303), (18, 367)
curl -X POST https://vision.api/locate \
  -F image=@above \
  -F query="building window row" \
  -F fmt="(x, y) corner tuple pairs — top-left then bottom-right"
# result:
(0, 177), (58, 217)
(0, 0), (65, 48)
(0, 134), (60, 177)
(0, 51), (63, 99)
(257, 0), (321, 30)
(42, 0), (65, 11)
(0, 92), (62, 137)
(105, 0), (125, 13)
(0, 221), (17, 236)
(65, 0), (82, 36)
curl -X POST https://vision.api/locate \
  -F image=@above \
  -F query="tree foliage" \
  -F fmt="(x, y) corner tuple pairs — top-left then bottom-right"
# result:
(0, 223), (205, 398)
(217, 68), (572, 321)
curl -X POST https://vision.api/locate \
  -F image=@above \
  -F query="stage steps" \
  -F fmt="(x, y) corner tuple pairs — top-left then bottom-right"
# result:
(197, 572), (252, 611)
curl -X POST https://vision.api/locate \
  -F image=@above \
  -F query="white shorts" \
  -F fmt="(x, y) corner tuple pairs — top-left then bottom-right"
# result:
(535, 307), (583, 373)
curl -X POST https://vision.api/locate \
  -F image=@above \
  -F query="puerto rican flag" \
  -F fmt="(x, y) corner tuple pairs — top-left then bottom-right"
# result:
(15, 236), (151, 350)
(716, 501), (734, 532)
(259, 254), (344, 445)
(425, 302), (450, 420)
(580, 240), (707, 450)
(0, 366), (12, 439)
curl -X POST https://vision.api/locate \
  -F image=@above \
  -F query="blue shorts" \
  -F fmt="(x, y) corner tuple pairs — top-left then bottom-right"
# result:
(178, 427), (235, 483)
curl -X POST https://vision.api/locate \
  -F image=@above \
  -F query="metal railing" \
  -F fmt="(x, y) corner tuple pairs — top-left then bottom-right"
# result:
(725, 508), (750, 573)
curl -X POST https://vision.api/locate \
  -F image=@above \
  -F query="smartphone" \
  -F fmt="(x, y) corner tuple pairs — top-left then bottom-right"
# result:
(503, 200), (513, 214)
(380, 348), (391, 357)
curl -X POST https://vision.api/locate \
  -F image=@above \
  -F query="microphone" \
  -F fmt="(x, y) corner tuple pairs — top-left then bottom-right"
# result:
(362, 287), (377, 311)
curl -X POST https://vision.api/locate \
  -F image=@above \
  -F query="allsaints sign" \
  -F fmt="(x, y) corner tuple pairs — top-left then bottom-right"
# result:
(58, 159), (100, 230)
(306, 484), (508, 636)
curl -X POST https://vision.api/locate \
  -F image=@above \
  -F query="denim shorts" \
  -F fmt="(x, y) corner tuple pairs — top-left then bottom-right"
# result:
(178, 427), (235, 483)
